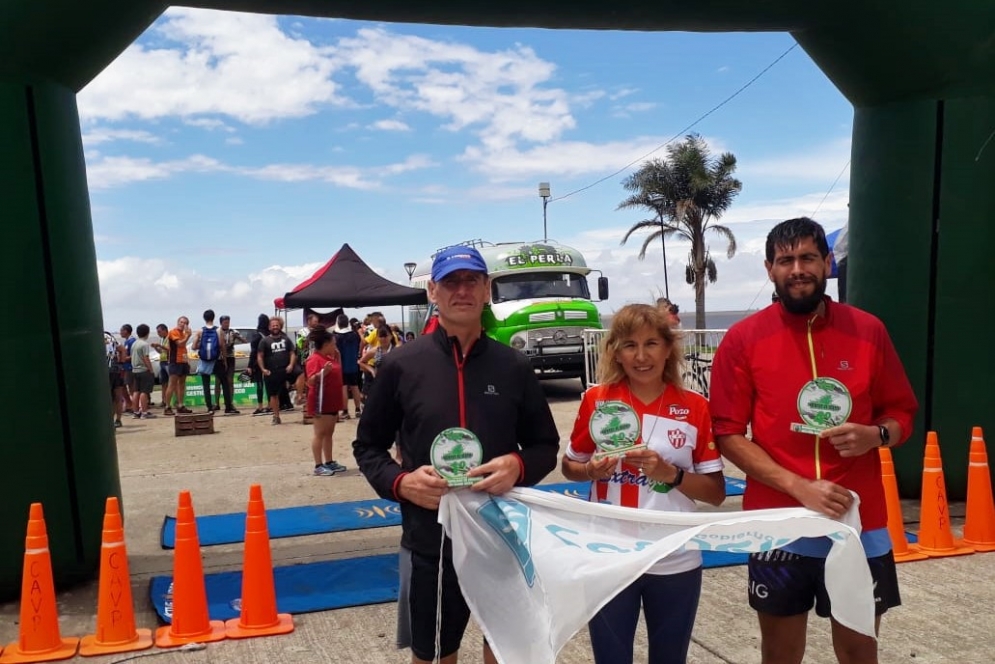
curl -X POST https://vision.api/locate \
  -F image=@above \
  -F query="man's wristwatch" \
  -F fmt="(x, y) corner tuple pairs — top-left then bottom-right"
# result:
(663, 468), (685, 489)
(878, 424), (891, 448)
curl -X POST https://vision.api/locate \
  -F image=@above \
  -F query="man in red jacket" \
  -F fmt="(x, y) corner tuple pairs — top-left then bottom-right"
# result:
(710, 217), (918, 664)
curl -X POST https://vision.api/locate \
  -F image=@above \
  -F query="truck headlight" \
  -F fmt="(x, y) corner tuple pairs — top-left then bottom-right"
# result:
(510, 334), (526, 350)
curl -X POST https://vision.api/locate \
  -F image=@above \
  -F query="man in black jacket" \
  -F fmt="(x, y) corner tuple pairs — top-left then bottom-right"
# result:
(353, 245), (560, 664)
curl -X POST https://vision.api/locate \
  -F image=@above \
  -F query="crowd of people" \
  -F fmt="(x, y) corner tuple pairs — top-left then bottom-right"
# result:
(351, 219), (918, 664)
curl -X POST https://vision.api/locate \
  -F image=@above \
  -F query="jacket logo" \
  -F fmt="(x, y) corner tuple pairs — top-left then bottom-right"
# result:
(485, 385), (499, 396)
(838, 360), (851, 371)
(668, 429), (687, 449)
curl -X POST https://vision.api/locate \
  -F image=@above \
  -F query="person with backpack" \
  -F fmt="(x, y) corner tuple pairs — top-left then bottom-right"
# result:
(190, 309), (226, 414)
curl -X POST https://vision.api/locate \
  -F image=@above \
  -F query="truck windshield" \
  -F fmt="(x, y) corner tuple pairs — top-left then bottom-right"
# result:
(491, 272), (590, 303)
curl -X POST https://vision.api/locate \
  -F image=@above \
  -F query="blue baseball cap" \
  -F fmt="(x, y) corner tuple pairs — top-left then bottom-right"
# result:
(431, 246), (488, 282)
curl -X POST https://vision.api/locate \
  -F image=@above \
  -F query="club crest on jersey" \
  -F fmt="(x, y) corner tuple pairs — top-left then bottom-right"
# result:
(668, 429), (688, 449)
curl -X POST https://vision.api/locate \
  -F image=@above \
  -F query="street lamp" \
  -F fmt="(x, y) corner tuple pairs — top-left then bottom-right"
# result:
(538, 182), (550, 240)
(403, 261), (417, 334)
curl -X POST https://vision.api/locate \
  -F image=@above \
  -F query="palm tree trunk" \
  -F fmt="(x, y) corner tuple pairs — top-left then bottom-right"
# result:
(694, 269), (706, 329)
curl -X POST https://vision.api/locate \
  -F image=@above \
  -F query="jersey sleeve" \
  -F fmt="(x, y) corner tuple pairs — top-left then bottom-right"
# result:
(709, 327), (753, 438)
(689, 394), (724, 475)
(566, 389), (598, 462)
(305, 354), (321, 378)
(870, 320), (918, 444)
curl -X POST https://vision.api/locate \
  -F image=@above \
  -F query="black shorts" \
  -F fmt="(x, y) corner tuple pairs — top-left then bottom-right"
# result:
(264, 370), (287, 398)
(168, 363), (190, 377)
(109, 370), (124, 393)
(748, 550), (900, 617)
(396, 548), (470, 661)
(342, 371), (359, 387)
(133, 372), (155, 395)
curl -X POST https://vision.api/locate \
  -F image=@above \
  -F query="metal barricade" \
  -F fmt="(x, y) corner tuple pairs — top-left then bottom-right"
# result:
(582, 328), (727, 395)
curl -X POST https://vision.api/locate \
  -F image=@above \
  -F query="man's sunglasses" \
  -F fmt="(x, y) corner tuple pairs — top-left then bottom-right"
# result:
(668, 304), (679, 315)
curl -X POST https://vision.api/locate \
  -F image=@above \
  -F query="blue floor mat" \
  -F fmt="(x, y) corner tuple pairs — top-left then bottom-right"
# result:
(160, 477), (748, 549)
(148, 548), (750, 624)
(149, 553), (399, 623)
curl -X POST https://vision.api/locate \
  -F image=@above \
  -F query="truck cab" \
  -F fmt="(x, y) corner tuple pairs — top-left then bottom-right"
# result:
(410, 240), (608, 387)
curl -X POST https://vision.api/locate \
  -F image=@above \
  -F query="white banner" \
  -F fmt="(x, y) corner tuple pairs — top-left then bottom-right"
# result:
(439, 488), (874, 664)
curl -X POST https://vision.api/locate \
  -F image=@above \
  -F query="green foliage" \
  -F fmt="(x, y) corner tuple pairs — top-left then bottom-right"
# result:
(618, 133), (743, 328)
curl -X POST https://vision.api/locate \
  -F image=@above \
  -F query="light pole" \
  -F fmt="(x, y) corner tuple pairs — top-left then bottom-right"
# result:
(403, 261), (417, 335)
(538, 182), (550, 240)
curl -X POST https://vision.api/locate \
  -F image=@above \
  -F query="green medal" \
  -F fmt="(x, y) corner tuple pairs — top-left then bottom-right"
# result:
(790, 377), (853, 435)
(589, 400), (642, 460)
(431, 427), (484, 487)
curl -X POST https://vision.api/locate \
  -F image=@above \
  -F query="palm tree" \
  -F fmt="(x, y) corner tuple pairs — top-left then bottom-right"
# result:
(618, 133), (742, 329)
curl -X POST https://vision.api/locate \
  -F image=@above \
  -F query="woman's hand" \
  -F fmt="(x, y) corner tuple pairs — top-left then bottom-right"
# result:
(584, 456), (616, 480)
(624, 447), (678, 484)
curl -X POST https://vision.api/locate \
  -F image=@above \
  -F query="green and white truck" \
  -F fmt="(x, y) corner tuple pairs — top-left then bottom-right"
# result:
(409, 240), (609, 387)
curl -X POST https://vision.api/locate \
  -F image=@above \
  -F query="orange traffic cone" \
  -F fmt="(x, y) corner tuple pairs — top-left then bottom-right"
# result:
(957, 427), (995, 552)
(0, 503), (79, 664)
(878, 447), (927, 563)
(912, 432), (974, 558)
(154, 491), (226, 648)
(225, 485), (294, 639)
(79, 497), (153, 656)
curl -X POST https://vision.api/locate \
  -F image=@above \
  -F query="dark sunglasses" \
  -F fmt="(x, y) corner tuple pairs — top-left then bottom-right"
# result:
(669, 304), (679, 314)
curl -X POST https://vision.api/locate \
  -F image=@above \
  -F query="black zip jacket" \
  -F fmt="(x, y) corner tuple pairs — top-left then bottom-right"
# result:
(352, 325), (560, 555)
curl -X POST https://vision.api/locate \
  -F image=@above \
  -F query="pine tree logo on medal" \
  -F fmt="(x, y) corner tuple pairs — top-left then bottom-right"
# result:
(790, 377), (852, 435)
(590, 400), (642, 460)
(431, 427), (484, 487)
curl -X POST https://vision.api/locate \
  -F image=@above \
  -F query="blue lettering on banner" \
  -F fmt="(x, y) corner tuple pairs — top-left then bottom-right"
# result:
(545, 524), (654, 555)
(478, 498), (537, 587)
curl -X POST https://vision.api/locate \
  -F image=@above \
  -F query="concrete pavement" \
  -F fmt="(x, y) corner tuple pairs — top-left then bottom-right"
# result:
(0, 379), (991, 663)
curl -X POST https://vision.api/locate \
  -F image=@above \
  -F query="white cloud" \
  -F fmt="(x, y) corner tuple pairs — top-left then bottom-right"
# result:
(369, 119), (411, 132)
(225, 136), (244, 145)
(78, 8), (342, 124)
(331, 27), (577, 151)
(612, 101), (657, 118)
(81, 128), (162, 146)
(460, 136), (668, 181)
(737, 138), (852, 183)
(85, 152), (435, 189)
(562, 188), (848, 318)
(609, 88), (639, 101)
(184, 118), (236, 132)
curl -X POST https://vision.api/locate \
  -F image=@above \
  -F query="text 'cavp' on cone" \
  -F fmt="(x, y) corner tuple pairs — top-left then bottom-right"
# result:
(0, 503), (79, 664)
(912, 432), (973, 558)
(79, 497), (153, 657)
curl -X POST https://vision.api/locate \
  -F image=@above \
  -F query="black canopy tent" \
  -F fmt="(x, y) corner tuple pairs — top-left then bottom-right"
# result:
(281, 243), (428, 309)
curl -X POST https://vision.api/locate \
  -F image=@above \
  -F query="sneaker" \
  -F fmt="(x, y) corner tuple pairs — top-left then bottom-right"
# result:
(323, 461), (347, 474)
(212, 405), (222, 412)
(164, 408), (175, 416)
(313, 465), (335, 476)
(271, 415), (282, 425)
(280, 405), (295, 412)
(339, 410), (350, 420)
(251, 408), (265, 416)
(113, 419), (122, 428)
(132, 412), (143, 420)
(224, 408), (240, 415)
(142, 412), (157, 419)
(177, 407), (193, 414)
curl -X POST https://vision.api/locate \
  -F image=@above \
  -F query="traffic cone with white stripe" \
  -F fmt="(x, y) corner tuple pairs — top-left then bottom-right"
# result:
(912, 432), (973, 558)
(79, 497), (152, 656)
(957, 427), (995, 552)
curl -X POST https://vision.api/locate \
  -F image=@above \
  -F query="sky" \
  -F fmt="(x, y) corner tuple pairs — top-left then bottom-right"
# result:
(81, 7), (853, 331)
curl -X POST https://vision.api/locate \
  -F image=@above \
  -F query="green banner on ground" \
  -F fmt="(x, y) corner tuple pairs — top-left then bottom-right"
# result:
(182, 376), (258, 408)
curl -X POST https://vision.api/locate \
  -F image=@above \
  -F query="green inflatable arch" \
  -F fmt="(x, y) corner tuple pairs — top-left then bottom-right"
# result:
(2, 0), (994, 598)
